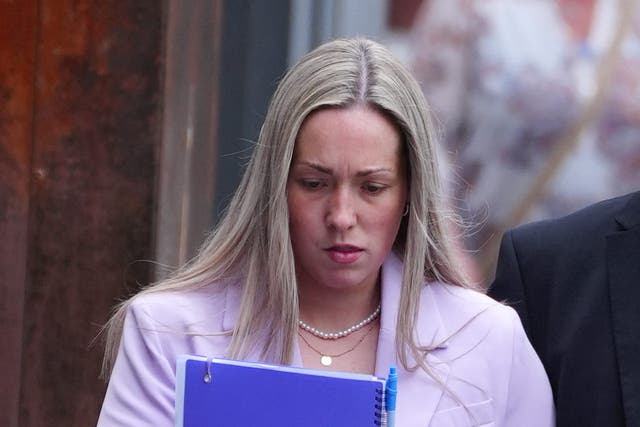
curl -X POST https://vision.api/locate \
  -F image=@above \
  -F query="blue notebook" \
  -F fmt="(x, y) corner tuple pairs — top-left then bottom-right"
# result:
(175, 355), (386, 427)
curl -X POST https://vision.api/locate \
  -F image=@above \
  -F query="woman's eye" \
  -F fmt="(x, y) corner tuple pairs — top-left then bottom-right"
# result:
(301, 179), (324, 190)
(364, 184), (385, 194)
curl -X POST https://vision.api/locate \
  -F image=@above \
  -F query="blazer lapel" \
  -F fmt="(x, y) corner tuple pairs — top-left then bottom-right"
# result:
(222, 283), (266, 362)
(607, 194), (640, 427)
(376, 255), (451, 427)
(222, 282), (241, 332)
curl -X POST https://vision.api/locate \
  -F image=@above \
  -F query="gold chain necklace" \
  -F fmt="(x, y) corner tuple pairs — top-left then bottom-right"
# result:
(298, 321), (377, 367)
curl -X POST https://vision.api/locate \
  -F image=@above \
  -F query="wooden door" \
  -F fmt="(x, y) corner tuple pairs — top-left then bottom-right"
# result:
(1, 1), (162, 425)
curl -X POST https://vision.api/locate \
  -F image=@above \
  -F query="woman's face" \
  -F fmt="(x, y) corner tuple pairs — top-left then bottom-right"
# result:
(287, 106), (408, 294)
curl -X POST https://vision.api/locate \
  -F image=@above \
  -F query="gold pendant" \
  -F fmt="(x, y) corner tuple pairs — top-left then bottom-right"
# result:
(321, 355), (332, 366)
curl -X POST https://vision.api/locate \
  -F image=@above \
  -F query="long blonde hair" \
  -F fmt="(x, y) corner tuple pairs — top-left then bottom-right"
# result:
(102, 38), (471, 378)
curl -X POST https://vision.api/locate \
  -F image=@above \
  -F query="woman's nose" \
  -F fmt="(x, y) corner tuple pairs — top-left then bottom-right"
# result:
(325, 188), (356, 231)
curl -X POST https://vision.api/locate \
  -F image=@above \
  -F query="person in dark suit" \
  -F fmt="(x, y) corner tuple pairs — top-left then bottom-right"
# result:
(489, 190), (640, 427)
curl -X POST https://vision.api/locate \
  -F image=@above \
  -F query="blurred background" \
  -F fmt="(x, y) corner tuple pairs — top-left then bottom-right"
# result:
(1, 0), (638, 425)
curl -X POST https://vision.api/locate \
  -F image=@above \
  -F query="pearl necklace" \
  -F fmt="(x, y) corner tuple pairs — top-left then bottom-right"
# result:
(298, 303), (381, 340)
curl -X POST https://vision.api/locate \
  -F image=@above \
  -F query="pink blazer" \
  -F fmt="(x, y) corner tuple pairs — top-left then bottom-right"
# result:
(98, 254), (554, 426)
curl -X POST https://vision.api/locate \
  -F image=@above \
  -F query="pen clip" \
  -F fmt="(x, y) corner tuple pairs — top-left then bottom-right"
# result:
(203, 357), (213, 383)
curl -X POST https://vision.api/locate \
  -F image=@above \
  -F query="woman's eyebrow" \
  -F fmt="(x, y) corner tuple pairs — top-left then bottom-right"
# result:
(295, 161), (332, 174)
(295, 161), (395, 176)
(355, 167), (394, 177)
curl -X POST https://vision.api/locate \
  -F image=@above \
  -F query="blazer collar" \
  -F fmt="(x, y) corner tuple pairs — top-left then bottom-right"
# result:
(375, 253), (452, 427)
(376, 253), (451, 365)
(615, 191), (640, 230)
(222, 283), (267, 362)
(222, 282), (239, 333)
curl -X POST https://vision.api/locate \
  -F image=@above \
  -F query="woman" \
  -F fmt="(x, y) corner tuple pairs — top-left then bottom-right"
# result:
(98, 38), (554, 426)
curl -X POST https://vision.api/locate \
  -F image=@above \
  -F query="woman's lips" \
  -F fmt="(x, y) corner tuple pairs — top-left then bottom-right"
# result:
(325, 245), (363, 264)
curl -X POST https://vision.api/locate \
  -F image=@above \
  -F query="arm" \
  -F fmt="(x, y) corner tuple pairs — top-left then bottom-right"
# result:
(489, 230), (531, 338)
(97, 301), (176, 427)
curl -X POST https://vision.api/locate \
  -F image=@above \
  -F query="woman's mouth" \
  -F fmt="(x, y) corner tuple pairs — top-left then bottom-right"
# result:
(324, 244), (364, 264)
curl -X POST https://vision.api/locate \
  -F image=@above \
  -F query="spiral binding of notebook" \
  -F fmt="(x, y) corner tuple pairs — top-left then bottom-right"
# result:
(176, 355), (388, 427)
(376, 386), (385, 426)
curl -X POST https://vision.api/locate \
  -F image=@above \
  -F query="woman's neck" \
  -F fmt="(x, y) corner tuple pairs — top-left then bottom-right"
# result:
(297, 279), (381, 333)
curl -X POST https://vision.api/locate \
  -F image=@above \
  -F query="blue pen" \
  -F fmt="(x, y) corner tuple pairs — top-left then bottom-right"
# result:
(385, 366), (398, 427)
